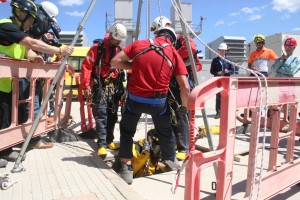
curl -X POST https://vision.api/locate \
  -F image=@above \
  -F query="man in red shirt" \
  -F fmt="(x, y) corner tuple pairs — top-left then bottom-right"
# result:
(111, 26), (190, 184)
(151, 16), (201, 161)
(80, 22), (127, 158)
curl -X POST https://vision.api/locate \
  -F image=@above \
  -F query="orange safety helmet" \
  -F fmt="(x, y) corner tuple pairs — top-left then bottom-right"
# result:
(284, 37), (297, 46)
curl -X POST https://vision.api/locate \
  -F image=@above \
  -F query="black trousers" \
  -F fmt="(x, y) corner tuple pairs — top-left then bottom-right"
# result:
(119, 97), (176, 161)
(215, 92), (221, 114)
(0, 91), (12, 129)
(169, 78), (190, 152)
(92, 87), (121, 148)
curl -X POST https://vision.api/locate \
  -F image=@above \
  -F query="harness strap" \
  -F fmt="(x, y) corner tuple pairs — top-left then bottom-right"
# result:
(132, 39), (174, 71)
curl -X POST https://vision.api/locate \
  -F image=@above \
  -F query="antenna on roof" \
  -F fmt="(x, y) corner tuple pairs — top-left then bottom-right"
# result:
(105, 12), (111, 32)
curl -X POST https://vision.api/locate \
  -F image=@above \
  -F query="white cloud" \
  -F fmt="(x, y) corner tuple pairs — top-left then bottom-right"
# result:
(240, 5), (267, 14)
(272, 0), (300, 13)
(214, 20), (224, 27)
(241, 7), (254, 14)
(59, 0), (85, 6)
(248, 15), (262, 21)
(228, 21), (236, 26)
(292, 27), (300, 31)
(230, 12), (240, 16)
(66, 11), (85, 17)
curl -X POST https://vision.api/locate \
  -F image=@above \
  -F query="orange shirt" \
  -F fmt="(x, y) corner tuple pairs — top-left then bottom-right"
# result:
(248, 47), (278, 72)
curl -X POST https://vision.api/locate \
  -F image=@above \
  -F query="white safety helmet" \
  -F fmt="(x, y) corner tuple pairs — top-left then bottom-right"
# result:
(109, 22), (127, 41)
(151, 16), (172, 34)
(40, 1), (58, 22)
(158, 26), (177, 43)
(218, 43), (229, 50)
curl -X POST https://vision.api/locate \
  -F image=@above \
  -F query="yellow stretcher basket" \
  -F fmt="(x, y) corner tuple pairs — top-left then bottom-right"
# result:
(199, 125), (220, 135)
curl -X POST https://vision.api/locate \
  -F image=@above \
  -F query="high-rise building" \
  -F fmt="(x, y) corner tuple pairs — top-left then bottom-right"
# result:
(205, 36), (246, 62)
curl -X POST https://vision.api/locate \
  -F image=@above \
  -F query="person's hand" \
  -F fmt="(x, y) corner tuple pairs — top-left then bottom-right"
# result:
(32, 55), (45, 64)
(60, 46), (74, 56)
(224, 69), (229, 74)
(217, 71), (223, 75)
(83, 88), (91, 102)
(44, 32), (54, 40)
(177, 106), (188, 115)
(281, 54), (287, 61)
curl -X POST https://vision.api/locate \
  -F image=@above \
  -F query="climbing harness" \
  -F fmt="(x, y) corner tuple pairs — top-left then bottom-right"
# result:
(132, 38), (174, 71)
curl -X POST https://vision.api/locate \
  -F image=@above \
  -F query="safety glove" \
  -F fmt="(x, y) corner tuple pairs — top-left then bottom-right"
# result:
(177, 106), (188, 115)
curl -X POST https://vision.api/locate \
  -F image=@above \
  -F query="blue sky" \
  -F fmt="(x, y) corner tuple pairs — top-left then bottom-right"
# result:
(1, 0), (300, 53)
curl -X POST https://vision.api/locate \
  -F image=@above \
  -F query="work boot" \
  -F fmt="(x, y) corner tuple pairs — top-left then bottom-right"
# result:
(112, 157), (122, 173)
(97, 147), (107, 159)
(0, 159), (8, 168)
(119, 163), (133, 185)
(214, 112), (220, 119)
(162, 159), (180, 172)
(2, 151), (26, 162)
(107, 142), (120, 150)
(176, 150), (187, 161)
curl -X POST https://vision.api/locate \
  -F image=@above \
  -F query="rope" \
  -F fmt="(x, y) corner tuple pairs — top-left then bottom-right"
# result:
(170, 1), (269, 199)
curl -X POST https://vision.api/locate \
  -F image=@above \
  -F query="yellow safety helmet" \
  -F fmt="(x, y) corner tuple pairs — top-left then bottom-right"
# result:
(253, 34), (266, 44)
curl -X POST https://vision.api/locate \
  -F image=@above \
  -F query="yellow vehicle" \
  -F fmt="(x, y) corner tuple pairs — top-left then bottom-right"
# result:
(64, 46), (90, 97)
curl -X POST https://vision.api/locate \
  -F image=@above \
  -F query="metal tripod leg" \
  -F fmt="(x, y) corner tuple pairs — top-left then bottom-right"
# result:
(201, 108), (217, 177)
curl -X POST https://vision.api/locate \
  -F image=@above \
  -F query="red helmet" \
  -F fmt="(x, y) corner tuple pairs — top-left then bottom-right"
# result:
(284, 37), (297, 46)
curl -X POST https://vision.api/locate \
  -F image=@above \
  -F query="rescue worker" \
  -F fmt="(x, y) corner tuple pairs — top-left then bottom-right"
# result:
(271, 37), (300, 77)
(80, 22), (127, 158)
(111, 26), (190, 184)
(175, 33), (202, 89)
(210, 43), (234, 119)
(0, 0), (73, 153)
(248, 34), (278, 77)
(151, 16), (201, 161)
(19, 1), (61, 126)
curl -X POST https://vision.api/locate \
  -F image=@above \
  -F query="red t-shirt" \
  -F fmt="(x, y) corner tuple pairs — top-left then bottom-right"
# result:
(176, 34), (202, 71)
(123, 36), (188, 97)
(177, 34), (197, 60)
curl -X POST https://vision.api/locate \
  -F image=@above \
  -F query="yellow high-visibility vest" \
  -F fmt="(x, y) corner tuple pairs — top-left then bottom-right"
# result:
(0, 18), (26, 93)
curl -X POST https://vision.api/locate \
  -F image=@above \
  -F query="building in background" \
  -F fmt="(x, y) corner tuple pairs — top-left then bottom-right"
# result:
(59, 31), (89, 47)
(170, 2), (201, 36)
(205, 36), (246, 62)
(113, 0), (135, 46)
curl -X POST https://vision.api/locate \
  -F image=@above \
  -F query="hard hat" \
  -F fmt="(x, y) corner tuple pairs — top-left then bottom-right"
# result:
(151, 16), (172, 33)
(40, 1), (59, 22)
(11, 0), (38, 18)
(284, 37), (297, 46)
(253, 34), (266, 43)
(158, 26), (177, 43)
(109, 22), (127, 41)
(218, 43), (229, 50)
